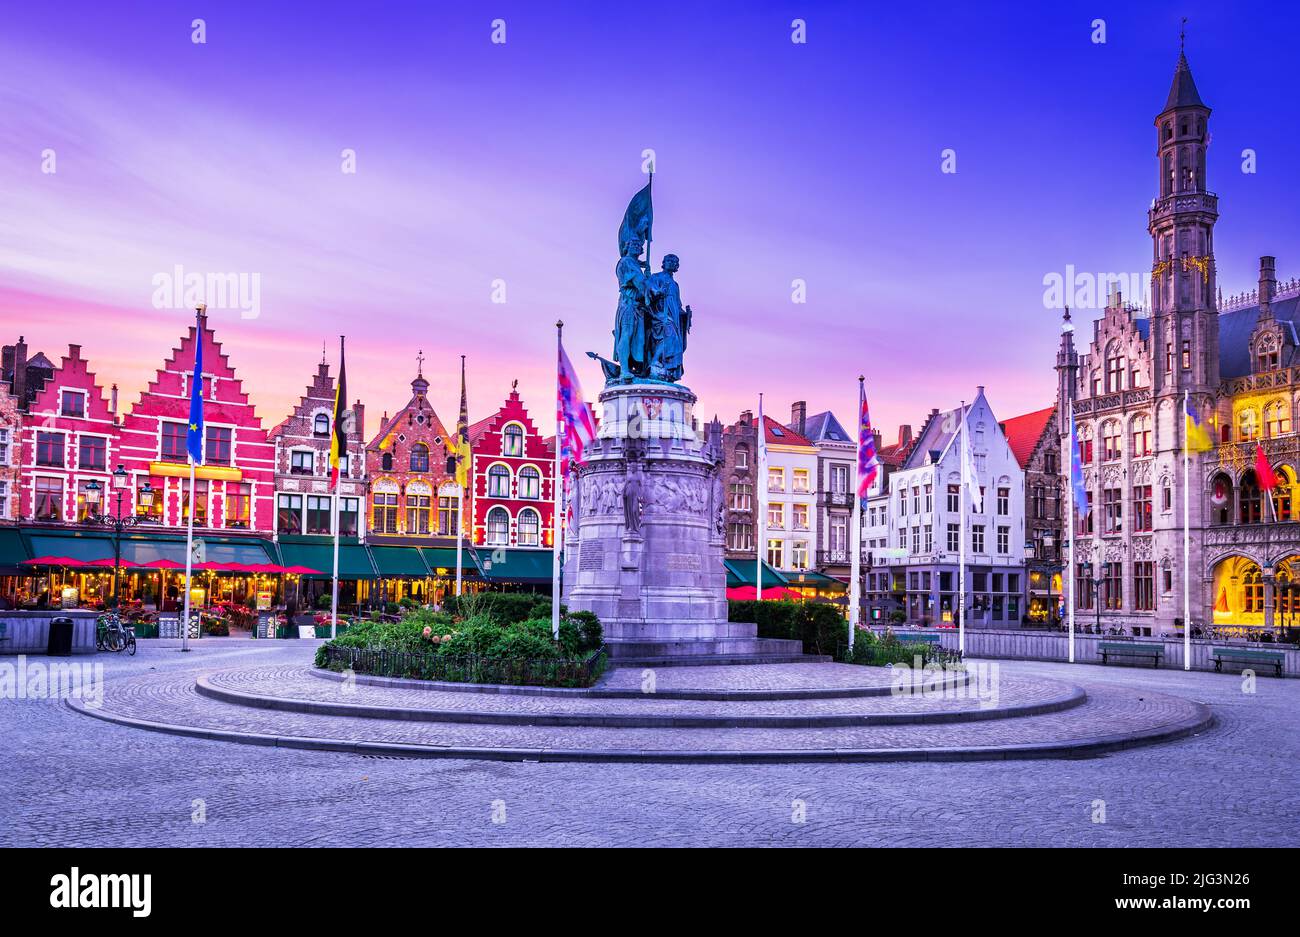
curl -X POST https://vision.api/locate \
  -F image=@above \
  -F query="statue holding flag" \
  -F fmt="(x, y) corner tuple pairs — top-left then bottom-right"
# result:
(599, 178), (695, 385)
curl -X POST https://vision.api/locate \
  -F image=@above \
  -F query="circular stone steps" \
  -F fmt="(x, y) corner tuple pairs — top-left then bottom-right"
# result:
(194, 666), (1085, 728)
(67, 661), (1215, 763)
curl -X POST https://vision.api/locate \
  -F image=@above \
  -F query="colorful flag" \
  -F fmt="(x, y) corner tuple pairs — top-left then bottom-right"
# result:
(856, 381), (880, 502)
(756, 395), (767, 495)
(1069, 408), (1090, 521)
(617, 179), (653, 251)
(557, 338), (596, 480)
(329, 337), (348, 490)
(454, 356), (471, 490)
(1255, 442), (1278, 491)
(1184, 395), (1214, 452)
(186, 311), (205, 464)
(962, 405), (982, 512)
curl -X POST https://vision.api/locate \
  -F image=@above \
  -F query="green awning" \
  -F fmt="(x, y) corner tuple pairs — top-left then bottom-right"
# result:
(724, 558), (789, 588)
(21, 527), (273, 566)
(786, 569), (847, 591)
(277, 537), (376, 578)
(476, 547), (553, 583)
(419, 547), (480, 575)
(0, 527), (29, 569)
(370, 546), (430, 577)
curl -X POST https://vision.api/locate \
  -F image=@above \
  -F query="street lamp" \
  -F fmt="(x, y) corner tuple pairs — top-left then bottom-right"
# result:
(1092, 574), (1104, 634)
(84, 466), (154, 609)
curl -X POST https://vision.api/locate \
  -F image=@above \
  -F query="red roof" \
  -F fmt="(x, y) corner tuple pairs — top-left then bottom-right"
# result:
(1001, 406), (1055, 469)
(759, 414), (812, 447)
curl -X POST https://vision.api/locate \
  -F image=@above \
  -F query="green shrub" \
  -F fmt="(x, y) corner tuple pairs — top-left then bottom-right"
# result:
(727, 600), (846, 655)
(444, 592), (546, 624)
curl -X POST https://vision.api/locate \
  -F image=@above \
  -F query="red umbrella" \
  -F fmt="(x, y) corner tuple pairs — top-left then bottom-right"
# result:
(84, 557), (139, 569)
(22, 556), (81, 566)
(725, 585), (801, 601)
(140, 559), (185, 570)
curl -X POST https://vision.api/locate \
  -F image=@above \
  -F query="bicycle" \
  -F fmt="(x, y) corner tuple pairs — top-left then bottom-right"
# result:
(95, 613), (137, 655)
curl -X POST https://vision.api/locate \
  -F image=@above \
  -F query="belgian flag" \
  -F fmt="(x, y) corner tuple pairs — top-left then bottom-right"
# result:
(330, 336), (347, 490)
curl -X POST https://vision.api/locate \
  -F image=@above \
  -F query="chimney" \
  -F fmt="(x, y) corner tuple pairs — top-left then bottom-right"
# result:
(1259, 255), (1277, 318)
(898, 424), (914, 447)
(739, 409), (753, 427)
(12, 336), (27, 410)
(791, 400), (807, 434)
(110, 383), (118, 418)
(68, 343), (81, 361)
(352, 401), (365, 443)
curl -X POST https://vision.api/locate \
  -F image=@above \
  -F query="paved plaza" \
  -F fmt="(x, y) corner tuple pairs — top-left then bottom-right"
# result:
(3, 640), (1297, 847)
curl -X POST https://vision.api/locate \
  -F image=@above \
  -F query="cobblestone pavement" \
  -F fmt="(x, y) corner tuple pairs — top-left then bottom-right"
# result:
(3, 639), (1297, 846)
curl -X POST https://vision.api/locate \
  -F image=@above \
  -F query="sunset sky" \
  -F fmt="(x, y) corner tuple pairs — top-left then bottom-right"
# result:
(3, 1), (1298, 440)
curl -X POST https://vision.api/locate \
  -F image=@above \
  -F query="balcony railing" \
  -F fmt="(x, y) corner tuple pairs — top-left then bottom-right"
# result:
(1147, 190), (1218, 224)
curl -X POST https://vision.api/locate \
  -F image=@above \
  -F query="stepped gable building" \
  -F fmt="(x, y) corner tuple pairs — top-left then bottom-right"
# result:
(268, 353), (367, 540)
(1000, 405), (1061, 624)
(467, 382), (555, 550)
(1058, 45), (1300, 636)
(116, 311), (276, 534)
(19, 343), (122, 524)
(879, 389), (1026, 627)
(788, 402), (855, 583)
(365, 357), (455, 543)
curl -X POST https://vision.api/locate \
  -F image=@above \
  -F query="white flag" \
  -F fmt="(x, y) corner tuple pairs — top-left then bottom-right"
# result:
(962, 406), (983, 512)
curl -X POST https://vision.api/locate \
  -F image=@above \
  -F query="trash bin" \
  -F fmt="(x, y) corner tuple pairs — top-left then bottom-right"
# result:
(47, 616), (74, 657)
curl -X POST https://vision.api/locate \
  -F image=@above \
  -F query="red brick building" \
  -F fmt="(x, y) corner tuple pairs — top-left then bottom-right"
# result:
(19, 343), (122, 524)
(365, 363), (456, 543)
(467, 384), (556, 550)
(116, 312), (276, 533)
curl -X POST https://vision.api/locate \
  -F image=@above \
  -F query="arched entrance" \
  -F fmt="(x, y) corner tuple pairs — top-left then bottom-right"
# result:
(1210, 556), (1264, 628)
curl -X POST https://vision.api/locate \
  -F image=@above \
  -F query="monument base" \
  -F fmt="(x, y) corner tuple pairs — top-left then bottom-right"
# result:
(563, 382), (811, 663)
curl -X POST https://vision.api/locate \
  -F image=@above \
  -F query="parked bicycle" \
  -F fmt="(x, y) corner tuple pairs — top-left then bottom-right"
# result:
(95, 613), (137, 655)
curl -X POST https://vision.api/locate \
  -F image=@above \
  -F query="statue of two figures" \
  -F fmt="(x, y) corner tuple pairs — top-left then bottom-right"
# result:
(588, 181), (694, 384)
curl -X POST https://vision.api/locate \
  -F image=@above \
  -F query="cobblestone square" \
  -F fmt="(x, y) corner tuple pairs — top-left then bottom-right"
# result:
(3, 640), (1295, 847)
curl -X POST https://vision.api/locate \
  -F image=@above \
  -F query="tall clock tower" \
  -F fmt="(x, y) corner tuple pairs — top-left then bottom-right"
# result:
(1149, 41), (1220, 398)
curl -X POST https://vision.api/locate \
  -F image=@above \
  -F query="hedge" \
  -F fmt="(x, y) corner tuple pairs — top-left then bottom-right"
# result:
(727, 600), (847, 656)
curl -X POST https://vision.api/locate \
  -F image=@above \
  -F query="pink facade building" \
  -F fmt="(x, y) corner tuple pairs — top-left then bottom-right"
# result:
(467, 385), (556, 550)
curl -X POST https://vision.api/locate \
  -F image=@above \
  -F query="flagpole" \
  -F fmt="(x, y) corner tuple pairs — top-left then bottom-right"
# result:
(182, 458), (195, 653)
(1067, 408), (1076, 663)
(330, 490), (340, 639)
(958, 401), (967, 657)
(756, 392), (765, 600)
(456, 486), (464, 597)
(1183, 390), (1191, 671)
(456, 355), (467, 598)
(848, 376), (864, 651)
(552, 321), (565, 642)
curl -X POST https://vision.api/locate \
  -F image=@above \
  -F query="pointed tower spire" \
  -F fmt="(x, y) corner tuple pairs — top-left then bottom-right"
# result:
(1164, 20), (1204, 111)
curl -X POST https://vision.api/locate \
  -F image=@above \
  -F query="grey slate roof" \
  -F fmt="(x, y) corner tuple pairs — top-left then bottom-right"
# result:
(1164, 52), (1205, 111)
(1219, 296), (1300, 378)
(800, 410), (851, 444)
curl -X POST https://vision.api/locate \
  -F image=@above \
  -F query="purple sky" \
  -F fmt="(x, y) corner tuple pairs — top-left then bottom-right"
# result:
(2, 1), (1297, 441)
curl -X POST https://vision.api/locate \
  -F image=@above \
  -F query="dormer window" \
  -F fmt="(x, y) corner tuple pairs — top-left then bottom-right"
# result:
(313, 414), (330, 437)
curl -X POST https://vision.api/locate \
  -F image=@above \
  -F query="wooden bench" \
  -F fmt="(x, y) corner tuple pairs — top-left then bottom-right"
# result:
(1211, 647), (1285, 677)
(1099, 641), (1163, 667)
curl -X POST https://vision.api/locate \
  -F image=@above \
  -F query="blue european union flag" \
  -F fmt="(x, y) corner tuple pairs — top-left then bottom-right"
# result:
(186, 314), (204, 464)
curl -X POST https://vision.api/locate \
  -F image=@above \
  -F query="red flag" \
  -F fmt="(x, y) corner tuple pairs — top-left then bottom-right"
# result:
(1255, 443), (1278, 491)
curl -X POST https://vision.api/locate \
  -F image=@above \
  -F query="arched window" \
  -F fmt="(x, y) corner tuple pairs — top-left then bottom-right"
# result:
(1130, 414), (1152, 457)
(486, 507), (510, 545)
(1265, 400), (1291, 438)
(381, 451), (393, 472)
(1209, 472), (1233, 526)
(1105, 342), (1126, 393)
(516, 509), (540, 546)
(518, 465), (540, 499)
(313, 413), (330, 437)
(1101, 420), (1121, 461)
(1239, 409), (1259, 442)
(502, 424), (524, 457)
(1240, 470), (1263, 524)
(1275, 466), (1296, 521)
(410, 443), (429, 473)
(487, 464), (511, 497)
